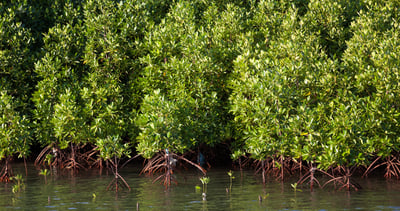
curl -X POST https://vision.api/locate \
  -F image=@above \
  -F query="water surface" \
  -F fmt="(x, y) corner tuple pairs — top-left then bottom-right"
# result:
(1, 163), (400, 210)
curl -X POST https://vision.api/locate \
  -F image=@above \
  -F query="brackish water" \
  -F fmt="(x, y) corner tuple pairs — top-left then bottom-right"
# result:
(2, 163), (400, 210)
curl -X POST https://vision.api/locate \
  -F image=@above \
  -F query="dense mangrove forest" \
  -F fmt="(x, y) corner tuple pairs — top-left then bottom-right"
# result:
(1, 0), (400, 192)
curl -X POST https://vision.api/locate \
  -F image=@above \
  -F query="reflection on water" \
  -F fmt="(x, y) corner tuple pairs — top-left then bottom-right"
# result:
(1, 163), (400, 210)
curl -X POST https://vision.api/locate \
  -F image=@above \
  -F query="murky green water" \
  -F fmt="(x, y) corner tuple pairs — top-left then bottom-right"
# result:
(2, 163), (400, 210)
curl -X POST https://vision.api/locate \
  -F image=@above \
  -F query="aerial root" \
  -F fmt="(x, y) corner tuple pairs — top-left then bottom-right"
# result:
(254, 156), (294, 184)
(323, 166), (361, 191)
(0, 157), (13, 183)
(364, 155), (400, 179)
(273, 155), (293, 181)
(142, 150), (206, 188)
(297, 162), (321, 191)
(141, 154), (166, 175)
(35, 143), (98, 173)
(363, 156), (383, 178)
(238, 155), (252, 170)
(107, 171), (131, 192)
(35, 145), (64, 167)
(107, 156), (133, 192)
(384, 155), (400, 179)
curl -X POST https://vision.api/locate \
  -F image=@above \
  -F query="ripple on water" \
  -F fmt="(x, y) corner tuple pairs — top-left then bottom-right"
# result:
(2, 163), (400, 210)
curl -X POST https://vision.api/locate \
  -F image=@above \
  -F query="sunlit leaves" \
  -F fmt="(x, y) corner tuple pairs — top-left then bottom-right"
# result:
(33, 16), (85, 147)
(136, 1), (234, 157)
(0, 91), (31, 159)
(342, 1), (400, 160)
(0, 8), (34, 104)
(3, 0), (400, 172)
(229, 0), (400, 169)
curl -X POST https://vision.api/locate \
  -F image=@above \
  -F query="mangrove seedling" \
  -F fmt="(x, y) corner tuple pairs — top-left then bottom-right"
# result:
(39, 169), (50, 184)
(92, 193), (97, 202)
(202, 192), (207, 201)
(97, 135), (134, 192)
(291, 182), (302, 192)
(195, 185), (201, 193)
(258, 193), (269, 203)
(227, 170), (235, 192)
(39, 168), (50, 176)
(11, 174), (25, 193)
(200, 176), (210, 194)
(200, 176), (210, 201)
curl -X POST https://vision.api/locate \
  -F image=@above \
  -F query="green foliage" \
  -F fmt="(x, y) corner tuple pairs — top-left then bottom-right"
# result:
(52, 88), (84, 149)
(1, 0), (400, 178)
(1, 0), (84, 50)
(81, 0), (149, 158)
(230, 6), (321, 161)
(0, 91), (31, 160)
(0, 8), (34, 105)
(33, 0), (148, 160)
(301, 0), (363, 58)
(96, 135), (131, 160)
(230, 0), (400, 171)
(341, 1), (400, 159)
(136, 1), (235, 158)
(33, 17), (85, 147)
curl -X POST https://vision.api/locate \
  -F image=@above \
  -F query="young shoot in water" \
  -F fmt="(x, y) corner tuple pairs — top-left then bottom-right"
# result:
(227, 170), (235, 192)
(200, 176), (210, 200)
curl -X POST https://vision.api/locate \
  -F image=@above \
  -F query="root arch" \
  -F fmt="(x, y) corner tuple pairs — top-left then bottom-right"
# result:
(141, 150), (206, 188)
